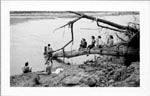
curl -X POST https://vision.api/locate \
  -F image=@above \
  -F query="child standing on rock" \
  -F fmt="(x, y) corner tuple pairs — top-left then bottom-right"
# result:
(45, 44), (53, 75)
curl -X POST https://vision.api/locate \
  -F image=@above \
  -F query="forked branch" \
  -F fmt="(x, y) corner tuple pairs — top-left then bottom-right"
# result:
(53, 11), (139, 54)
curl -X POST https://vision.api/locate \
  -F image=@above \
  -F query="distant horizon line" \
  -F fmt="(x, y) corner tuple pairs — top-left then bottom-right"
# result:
(10, 11), (139, 14)
(10, 11), (139, 18)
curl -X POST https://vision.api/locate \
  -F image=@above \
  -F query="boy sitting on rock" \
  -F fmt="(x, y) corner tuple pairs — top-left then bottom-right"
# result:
(22, 62), (32, 73)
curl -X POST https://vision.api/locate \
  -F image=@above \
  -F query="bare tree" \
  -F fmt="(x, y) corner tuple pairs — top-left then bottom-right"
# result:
(46, 11), (139, 65)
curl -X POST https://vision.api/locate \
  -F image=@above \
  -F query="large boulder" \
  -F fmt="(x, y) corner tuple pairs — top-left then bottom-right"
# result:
(62, 75), (82, 86)
(80, 75), (98, 87)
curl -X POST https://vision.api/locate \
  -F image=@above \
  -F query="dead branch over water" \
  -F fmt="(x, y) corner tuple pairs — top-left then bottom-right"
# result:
(52, 11), (139, 63)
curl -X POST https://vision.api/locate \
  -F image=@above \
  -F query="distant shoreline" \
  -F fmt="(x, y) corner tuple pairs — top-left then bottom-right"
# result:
(10, 11), (139, 25)
(10, 11), (139, 19)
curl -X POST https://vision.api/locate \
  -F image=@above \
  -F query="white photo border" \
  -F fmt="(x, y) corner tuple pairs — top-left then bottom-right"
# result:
(1, 1), (150, 96)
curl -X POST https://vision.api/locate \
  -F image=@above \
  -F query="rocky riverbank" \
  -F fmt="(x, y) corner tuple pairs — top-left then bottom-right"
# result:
(10, 56), (139, 87)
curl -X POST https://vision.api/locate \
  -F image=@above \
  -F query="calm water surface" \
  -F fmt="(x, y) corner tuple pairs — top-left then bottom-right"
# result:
(10, 15), (138, 75)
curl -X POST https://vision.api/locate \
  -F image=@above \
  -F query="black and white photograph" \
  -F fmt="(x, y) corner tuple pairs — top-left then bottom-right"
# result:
(1, 1), (150, 96)
(10, 11), (140, 87)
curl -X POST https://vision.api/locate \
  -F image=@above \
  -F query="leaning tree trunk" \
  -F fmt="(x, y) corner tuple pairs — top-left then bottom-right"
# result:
(53, 47), (139, 59)
(46, 11), (140, 66)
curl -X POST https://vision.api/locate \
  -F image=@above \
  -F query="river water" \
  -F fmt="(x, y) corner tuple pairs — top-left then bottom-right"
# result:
(10, 14), (139, 75)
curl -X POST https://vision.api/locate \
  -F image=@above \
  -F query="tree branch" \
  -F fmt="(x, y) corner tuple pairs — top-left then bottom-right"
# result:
(50, 11), (139, 58)
(53, 16), (83, 32)
(53, 24), (74, 53)
(115, 33), (128, 42)
(68, 11), (137, 32)
(96, 20), (128, 33)
(53, 48), (138, 58)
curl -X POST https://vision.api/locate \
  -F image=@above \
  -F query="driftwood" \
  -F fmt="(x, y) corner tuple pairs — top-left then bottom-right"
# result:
(53, 47), (139, 59)
(52, 11), (139, 53)
(45, 11), (140, 66)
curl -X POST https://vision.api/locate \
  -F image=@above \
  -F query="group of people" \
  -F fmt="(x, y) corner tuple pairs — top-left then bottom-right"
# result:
(22, 35), (114, 74)
(22, 44), (54, 75)
(79, 35), (114, 51)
